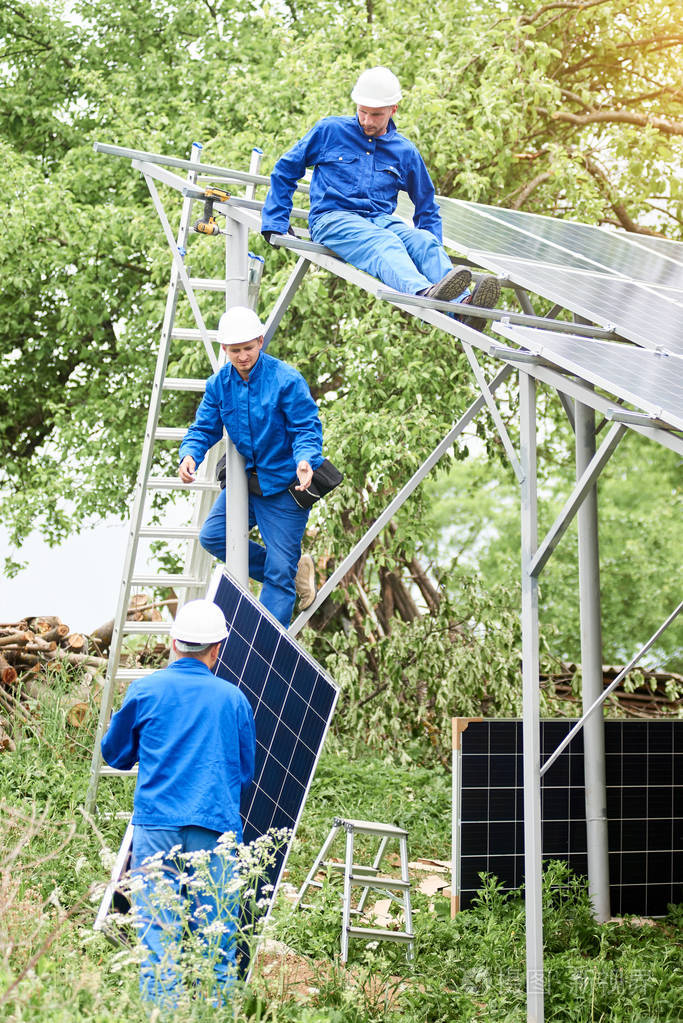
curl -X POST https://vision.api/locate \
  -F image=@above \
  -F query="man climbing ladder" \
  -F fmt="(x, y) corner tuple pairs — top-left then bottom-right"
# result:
(178, 306), (322, 627)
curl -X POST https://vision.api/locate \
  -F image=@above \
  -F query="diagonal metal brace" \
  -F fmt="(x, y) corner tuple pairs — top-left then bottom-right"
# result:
(289, 364), (514, 636)
(530, 421), (626, 577)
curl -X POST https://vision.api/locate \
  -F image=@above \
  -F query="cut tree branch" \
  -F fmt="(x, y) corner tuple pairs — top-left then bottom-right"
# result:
(552, 108), (683, 135)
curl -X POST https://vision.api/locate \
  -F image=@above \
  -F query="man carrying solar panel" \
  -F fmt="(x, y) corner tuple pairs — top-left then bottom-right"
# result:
(261, 65), (500, 327)
(101, 598), (256, 1009)
(178, 305), (324, 627)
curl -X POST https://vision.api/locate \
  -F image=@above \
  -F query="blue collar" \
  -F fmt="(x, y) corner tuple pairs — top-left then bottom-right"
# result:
(354, 115), (397, 141)
(228, 351), (264, 384)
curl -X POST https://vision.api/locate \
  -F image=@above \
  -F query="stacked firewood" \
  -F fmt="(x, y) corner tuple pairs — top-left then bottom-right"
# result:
(541, 662), (683, 718)
(0, 595), (175, 752)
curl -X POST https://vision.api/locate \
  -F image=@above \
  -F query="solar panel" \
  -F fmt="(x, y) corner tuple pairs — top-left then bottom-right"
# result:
(395, 194), (683, 357)
(456, 719), (683, 917)
(208, 569), (339, 889)
(455, 201), (683, 284)
(494, 326), (683, 432)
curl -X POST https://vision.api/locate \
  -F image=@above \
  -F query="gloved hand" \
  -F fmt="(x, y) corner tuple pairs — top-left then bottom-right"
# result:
(262, 227), (296, 245)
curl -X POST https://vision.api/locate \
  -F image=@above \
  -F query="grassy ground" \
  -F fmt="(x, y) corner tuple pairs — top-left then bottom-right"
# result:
(1, 667), (681, 1022)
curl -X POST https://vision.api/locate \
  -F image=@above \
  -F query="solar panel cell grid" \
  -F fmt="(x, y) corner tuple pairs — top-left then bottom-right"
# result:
(457, 720), (683, 916)
(209, 569), (338, 875)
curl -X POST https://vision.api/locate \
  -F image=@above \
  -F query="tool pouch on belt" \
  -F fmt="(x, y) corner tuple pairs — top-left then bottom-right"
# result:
(288, 459), (344, 509)
(216, 454), (263, 495)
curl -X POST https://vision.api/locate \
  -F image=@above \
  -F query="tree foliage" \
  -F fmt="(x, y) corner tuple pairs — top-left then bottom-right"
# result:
(1, 0), (681, 697)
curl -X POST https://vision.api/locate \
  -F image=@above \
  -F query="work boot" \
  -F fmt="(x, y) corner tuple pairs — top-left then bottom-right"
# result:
(295, 554), (317, 610)
(458, 276), (501, 331)
(423, 265), (472, 301)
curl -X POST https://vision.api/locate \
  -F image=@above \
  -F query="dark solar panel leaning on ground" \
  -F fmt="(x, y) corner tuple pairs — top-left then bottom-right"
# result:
(456, 720), (682, 917)
(209, 569), (339, 892)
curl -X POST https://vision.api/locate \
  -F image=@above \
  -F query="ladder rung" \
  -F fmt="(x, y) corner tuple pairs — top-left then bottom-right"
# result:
(327, 863), (379, 876)
(130, 573), (207, 587)
(163, 378), (206, 392)
(348, 875), (411, 891)
(147, 476), (219, 492)
(347, 926), (414, 943)
(155, 427), (187, 441)
(121, 621), (173, 634)
(188, 277), (229, 291)
(100, 765), (139, 777)
(171, 328), (218, 342)
(115, 668), (159, 682)
(138, 526), (201, 539)
(338, 819), (408, 837)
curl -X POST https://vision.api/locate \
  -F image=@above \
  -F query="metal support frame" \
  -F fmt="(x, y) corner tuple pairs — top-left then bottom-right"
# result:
(541, 600), (683, 779)
(575, 400), (610, 921)
(224, 212), (250, 587)
(92, 142), (683, 1023)
(530, 423), (626, 577)
(520, 371), (544, 1023)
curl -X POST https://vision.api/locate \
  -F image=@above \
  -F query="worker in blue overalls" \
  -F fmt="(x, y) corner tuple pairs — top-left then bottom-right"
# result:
(101, 599), (256, 1009)
(261, 65), (500, 324)
(178, 306), (322, 627)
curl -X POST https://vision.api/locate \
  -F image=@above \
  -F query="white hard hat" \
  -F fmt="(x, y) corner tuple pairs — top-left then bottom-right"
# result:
(217, 306), (264, 347)
(171, 599), (229, 645)
(351, 66), (402, 107)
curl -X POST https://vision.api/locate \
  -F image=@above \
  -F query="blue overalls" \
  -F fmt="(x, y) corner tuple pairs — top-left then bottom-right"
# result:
(261, 115), (457, 294)
(101, 658), (256, 1008)
(179, 352), (323, 627)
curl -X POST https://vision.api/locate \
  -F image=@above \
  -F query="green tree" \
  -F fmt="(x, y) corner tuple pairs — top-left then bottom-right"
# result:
(1, 0), (681, 697)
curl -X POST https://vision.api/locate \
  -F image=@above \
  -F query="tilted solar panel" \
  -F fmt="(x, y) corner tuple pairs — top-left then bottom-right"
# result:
(208, 569), (338, 885)
(495, 326), (683, 432)
(395, 194), (683, 356)
(456, 201), (683, 286)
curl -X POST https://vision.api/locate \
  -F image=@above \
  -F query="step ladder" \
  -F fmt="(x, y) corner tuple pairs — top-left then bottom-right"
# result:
(85, 143), (263, 814)
(294, 817), (415, 963)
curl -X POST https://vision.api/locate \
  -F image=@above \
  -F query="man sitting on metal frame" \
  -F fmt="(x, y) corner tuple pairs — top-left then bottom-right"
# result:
(178, 306), (322, 627)
(261, 65), (500, 327)
(101, 599), (256, 1009)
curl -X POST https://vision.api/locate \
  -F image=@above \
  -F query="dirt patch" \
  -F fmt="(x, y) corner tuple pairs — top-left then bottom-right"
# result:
(251, 939), (410, 1007)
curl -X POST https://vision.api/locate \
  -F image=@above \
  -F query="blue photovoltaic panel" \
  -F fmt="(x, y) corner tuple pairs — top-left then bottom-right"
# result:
(209, 570), (338, 885)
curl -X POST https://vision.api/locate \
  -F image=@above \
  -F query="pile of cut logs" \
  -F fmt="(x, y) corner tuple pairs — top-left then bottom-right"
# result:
(540, 662), (683, 718)
(0, 595), (174, 752)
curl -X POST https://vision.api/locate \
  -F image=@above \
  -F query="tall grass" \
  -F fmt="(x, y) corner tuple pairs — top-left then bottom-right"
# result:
(0, 672), (680, 1022)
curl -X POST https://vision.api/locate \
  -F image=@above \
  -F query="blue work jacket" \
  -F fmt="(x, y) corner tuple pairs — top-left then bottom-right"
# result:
(178, 352), (323, 495)
(261, 115), (444, 241)
(101, 658), (256, 839)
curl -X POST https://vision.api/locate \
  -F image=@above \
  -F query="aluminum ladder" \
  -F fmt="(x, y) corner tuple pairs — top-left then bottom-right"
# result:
(85, 143), (261, 814)
(294, 817), (415, 963)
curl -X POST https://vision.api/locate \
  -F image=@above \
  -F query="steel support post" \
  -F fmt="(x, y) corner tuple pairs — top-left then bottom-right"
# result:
(520, 371), (544, 1023)
(575, 400), (611, 922)
(224, 215), (250, 587)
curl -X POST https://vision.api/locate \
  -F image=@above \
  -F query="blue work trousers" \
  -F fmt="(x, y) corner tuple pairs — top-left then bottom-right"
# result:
(131, 824), (238, 1011)
(199, 487), (309, 627)
(311, 210), (456, 294)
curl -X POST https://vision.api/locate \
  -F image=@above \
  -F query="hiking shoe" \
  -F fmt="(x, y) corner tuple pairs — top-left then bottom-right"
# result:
(295, 554), (317, 610)
(459, 276), (501, 330)
(423, 265), (472, 301)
